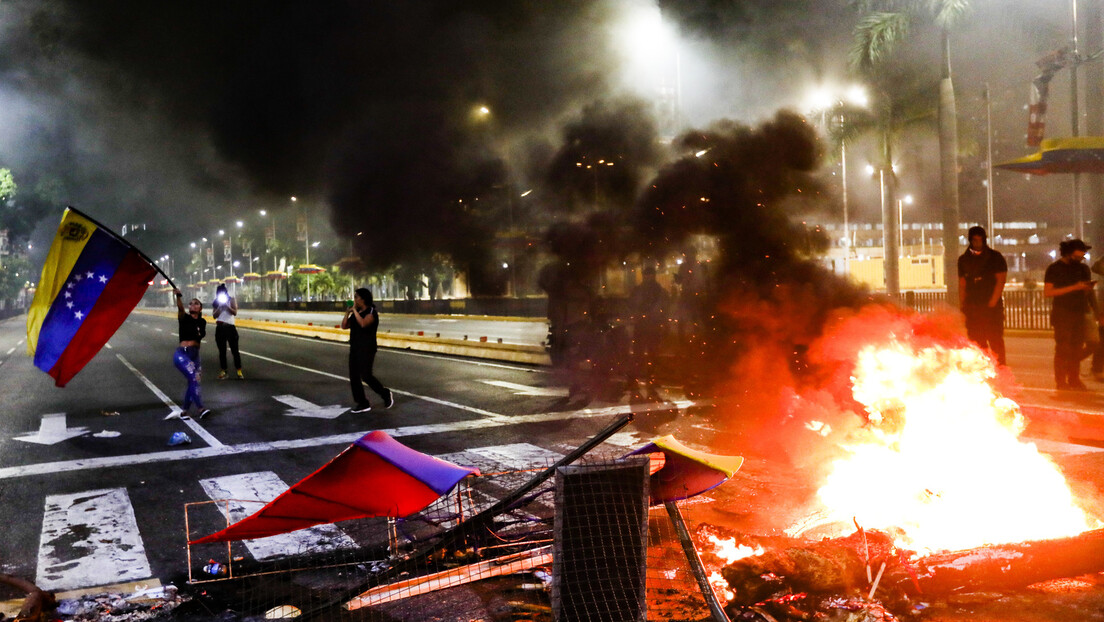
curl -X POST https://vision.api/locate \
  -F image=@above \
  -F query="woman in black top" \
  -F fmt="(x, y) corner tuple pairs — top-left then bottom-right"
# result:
(341, 288), (393, 413)
(173, 288), (211, 418)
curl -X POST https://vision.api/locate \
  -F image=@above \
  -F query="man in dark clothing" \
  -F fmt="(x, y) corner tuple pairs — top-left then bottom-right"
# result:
(957, 226), (1007, 365)
(629, 265), (669, 393)
(342, 287), (394, 413)
(1044, 239), (1099, 390)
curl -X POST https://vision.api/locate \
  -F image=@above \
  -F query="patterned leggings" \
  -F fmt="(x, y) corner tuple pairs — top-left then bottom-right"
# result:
(173, 346), (204, 410)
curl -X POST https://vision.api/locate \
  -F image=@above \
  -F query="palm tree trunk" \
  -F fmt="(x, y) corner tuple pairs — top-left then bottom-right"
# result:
(882, 123), (900, 298)
(939, 28), (961, 303)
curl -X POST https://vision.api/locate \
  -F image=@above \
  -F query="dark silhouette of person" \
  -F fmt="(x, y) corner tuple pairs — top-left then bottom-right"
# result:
(957, 226), (1007, 365)
(629, 265), (670, 395)
(1044, 239), (1099, 390)
(342, 288), (394, 412)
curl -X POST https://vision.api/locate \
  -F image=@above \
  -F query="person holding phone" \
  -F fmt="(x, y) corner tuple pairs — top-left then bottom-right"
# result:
(212, 283), (243, 379)
(341, 287), (394, 413)
(1044, 239), (1101, 390)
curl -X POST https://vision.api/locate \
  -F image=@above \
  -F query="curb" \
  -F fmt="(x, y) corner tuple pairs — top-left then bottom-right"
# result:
(137, 309), (552, 366)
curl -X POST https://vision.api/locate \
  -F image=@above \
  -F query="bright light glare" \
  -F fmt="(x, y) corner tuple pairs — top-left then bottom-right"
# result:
(903, 195), (914, 205)
(612, 4), (677, 95)
(865, 164), (876, 175)
(805, 87), (834, 112)
(236, 221), (244, 228)
(846, 85), (869, 107)
(259, 210), (267, 216)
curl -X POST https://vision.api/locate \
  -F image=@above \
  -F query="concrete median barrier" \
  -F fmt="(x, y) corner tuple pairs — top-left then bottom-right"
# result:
(136, 309), (552, 366)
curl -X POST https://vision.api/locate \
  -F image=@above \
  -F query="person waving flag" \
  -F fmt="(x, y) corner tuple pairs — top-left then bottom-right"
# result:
(27, 207), (161, 387)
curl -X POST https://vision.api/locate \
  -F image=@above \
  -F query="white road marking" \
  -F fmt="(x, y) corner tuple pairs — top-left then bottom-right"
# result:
(37, 488), (152, 591)
(479, 380), (568, 397)
(198, 472), (356, 560)
(602, 432), (648, 448)
(273, 395), (348, 419)
(0, 400), (688, 480)
(116, 353), (224, 448)
(244, 351), (508, 421)
(1022, 437), (1104, 455)
(468, 443), (563, 469)
(5, 347), (14, 355)
(14, 413), (89, 445)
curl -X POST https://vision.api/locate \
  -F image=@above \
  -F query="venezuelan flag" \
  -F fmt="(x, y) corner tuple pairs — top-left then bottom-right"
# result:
(27, 208), (157, 387)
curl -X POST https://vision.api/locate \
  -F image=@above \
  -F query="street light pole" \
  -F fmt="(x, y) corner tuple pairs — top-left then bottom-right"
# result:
(1071, 0), (1084, 238)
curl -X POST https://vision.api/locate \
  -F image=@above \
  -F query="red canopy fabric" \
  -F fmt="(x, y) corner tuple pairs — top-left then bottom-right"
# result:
(190, 431), (479, 544)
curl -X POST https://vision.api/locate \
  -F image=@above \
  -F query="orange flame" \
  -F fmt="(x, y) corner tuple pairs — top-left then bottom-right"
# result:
(814, 340), (1093, 554)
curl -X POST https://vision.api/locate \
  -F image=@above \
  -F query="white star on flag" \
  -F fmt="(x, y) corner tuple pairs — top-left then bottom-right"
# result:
(74, 310), (84, 320)
(86, 271), (94, 279)
(66, 301), (73, 309)
(74, 274), (82, 281)
(99, 275), (108, 283)
(64, 291), (71, 298)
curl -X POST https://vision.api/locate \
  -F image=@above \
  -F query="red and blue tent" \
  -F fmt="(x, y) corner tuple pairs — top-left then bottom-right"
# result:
(191, 431), (479, 544)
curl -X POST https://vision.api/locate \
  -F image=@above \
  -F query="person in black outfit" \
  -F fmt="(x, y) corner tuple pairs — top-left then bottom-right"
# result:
(957, 226), (1007, 365)
(629, 265), (670, 394)
(1044, 239), (1101, 390)
(342, 288), (394, 413)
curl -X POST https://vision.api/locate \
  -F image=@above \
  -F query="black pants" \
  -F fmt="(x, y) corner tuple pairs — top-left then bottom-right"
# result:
(349, 346), (388, 406)
(1053, 313), (1090, 386)
(963, 304), (1006, 366)
(215, 322), (241, 371)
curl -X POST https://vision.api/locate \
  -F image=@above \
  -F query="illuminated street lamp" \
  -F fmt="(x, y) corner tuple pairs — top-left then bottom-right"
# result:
(898, 194), (914, 252)
(807, 85), (868, 253)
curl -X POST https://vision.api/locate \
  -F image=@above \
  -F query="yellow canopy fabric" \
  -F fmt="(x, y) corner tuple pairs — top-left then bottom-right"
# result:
(996, 136), (1104, 175)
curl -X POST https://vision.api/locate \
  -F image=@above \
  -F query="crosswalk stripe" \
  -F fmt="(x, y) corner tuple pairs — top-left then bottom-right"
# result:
(198, 471), (357, 561)
(37, 488), (152, 591)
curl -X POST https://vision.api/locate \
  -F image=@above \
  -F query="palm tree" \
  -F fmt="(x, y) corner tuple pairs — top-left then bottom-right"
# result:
(851, 0), (971, 300)
(826, 68), (937, 297)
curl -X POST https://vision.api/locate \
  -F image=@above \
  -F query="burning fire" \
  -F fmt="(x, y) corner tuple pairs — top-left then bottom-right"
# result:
(814, 339), (1093, 554)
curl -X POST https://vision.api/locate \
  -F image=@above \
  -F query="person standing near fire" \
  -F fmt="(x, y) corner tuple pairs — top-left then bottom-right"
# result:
(1044, 239), (1102, 390)
(958, 226), (1007, 365)
(629, 265), (669, 396)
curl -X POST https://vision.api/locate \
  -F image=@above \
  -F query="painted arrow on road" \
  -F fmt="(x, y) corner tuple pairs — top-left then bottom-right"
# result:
(273, 395), (348, 419)
(15, 413), (90, 445)
(479, 380), (569, 397)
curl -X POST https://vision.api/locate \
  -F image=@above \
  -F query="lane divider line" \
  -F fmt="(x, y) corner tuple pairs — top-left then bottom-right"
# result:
(116, 353), (225, 448)
(242, 350), (509, 421)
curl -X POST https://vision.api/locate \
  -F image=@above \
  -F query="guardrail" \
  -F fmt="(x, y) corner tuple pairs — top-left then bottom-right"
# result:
(902, 290), (1052, 330)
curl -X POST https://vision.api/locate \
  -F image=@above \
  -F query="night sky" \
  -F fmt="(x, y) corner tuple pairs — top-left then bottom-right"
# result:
(0, 0), (1080, 269)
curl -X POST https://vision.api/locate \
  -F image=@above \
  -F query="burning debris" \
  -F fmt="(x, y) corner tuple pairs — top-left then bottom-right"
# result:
(690, 303), (1104, 620)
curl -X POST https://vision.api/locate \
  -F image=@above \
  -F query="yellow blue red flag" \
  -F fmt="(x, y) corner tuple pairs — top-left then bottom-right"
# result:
(27, 208), (157, 387)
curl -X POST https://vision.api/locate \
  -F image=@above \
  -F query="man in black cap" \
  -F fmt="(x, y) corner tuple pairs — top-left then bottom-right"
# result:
(1044, 239), (1099, 390)
(958, 226), (1007, 365)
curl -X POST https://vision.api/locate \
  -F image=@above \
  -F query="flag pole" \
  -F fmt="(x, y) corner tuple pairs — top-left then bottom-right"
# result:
(63, 205), (177, 290)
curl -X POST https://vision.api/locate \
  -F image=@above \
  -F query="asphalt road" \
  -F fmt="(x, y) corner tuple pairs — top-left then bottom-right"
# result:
(0, 312), (656, 602)
(4, 313), (1104, 620)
